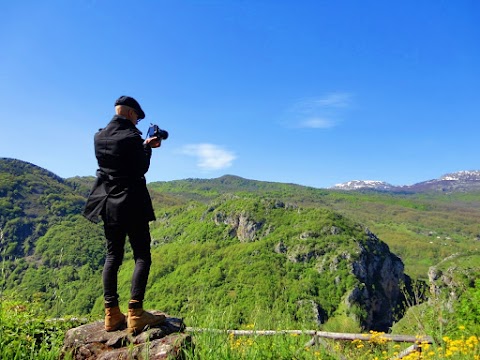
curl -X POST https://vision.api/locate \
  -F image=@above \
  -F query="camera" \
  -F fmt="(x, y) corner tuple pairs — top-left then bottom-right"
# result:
(146, 123), (169, 140)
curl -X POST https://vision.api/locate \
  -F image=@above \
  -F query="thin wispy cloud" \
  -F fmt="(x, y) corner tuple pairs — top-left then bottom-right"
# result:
(300, 117), (335, 129)
(287, 92), (352, 129)
(181, 143), (236, 170)
(314, 92), (351, 108)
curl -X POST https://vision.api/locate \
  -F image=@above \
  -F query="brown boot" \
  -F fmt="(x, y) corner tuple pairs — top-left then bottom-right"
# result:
(105, 305), (126, 332)
(127, 300), (166, 334)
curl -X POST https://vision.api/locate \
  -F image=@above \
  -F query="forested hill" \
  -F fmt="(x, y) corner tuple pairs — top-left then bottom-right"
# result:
(0, 158), (105, 314)
(151, 174), (315, 193)
(1, 158), (479, 333)
(150, 175), (480, 278)
(2, 157), (479, 279)
(148, 175), (324, 204)
(0, 158), (88, 257)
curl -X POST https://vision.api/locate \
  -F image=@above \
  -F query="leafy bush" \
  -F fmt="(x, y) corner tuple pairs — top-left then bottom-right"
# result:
(0, 297), (77, 359)
(455, 279), (480, 334)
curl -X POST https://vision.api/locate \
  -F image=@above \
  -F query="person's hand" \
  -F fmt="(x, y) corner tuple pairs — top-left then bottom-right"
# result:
(145, 137), (161, 148)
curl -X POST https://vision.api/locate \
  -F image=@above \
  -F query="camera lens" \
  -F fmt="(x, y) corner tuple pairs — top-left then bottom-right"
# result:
(160, 130), (169, 140)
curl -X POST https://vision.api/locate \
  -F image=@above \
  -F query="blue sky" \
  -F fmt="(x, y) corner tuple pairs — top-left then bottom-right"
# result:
(1, 1), (479, 188)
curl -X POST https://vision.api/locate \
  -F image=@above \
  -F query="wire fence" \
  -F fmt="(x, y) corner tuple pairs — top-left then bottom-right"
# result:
(185, 327), (434, 360)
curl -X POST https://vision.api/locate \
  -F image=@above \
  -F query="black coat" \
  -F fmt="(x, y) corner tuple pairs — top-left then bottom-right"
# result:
(83, 115), (156, 224)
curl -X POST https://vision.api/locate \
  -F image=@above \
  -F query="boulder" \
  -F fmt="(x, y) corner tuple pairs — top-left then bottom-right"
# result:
(61, 312), (192, 360)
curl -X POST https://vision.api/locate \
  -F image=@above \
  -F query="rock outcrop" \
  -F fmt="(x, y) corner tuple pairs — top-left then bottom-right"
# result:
(214, 211), (264, 242)
(207, 202), (413, 331)
(61, 312), (191, 360)
(346, 229), (409, 331)
(428, 253), (480, 313)
(281, 225), (411, 331)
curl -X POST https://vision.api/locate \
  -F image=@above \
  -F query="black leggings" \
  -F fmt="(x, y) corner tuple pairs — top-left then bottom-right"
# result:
(102, 221), (152, 305)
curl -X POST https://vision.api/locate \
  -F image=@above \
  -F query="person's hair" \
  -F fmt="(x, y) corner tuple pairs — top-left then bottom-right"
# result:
(115, 105), (136, 119)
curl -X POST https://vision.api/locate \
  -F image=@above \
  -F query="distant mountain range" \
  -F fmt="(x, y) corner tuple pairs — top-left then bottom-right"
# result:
(331, 170), (480, 192)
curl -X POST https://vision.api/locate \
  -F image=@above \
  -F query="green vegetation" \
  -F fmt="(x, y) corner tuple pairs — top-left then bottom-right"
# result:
(92, 198), (365, 329)
(1, 299), (478, 359)
(392, 252), (480, 342)
(151, 177), (480, 279)
(0, 297), (79, 359)
(0, 158), (86, 259)
(1, 159), (480, 358)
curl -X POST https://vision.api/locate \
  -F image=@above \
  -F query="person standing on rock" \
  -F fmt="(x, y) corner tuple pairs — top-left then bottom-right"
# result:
(84, 96), (165, 333)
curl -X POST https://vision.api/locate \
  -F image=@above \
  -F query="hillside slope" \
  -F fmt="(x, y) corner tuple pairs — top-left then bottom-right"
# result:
(150, 175), (480, 278)
(0, 158), (86, 257)
(1, 159), (478, 332)
(111, 196), (412, 331)
(0, 158), (105, 315)
(1, 160), (413, 330)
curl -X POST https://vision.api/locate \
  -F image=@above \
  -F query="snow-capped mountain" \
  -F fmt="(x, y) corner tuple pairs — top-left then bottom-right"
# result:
(407, 170), (480, 193)
(332, 180), (395, 191)
(331, 171), (480, 193)
(440, 170), (480, 181)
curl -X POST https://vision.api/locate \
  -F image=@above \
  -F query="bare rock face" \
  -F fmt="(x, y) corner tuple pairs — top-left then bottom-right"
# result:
(346, 230), (408, 331)
(427, 253), (480, 319)
(61, 312), (191, 360)
(214, 211), (263, 242)
(280, 224), (411, 331)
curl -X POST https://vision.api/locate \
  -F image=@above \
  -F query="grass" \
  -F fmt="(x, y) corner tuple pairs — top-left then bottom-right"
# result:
(0, 296), (479, 359)
(0, 297), (74, 360)
(1, 191), (479, 359)
(182, 328), (479, 359)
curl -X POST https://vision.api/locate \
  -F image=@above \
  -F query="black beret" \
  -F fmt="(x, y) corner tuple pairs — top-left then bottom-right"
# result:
(114, 96), (145, 119)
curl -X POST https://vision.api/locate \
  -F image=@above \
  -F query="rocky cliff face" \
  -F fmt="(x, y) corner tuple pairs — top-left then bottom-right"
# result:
(214, 211), (264, 242)
(346, 229), (408, 331)
(212, 202), (411, 331)
(283, 227), (410, 331)
(427, 253), (480, 313)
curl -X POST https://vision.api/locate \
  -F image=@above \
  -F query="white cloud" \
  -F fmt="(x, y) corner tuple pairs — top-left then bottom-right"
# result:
(288, 92), (352, 129)
(301, 117), (335, 129)
(181, 143), (236, 170)
(314, 92), (351, 108)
